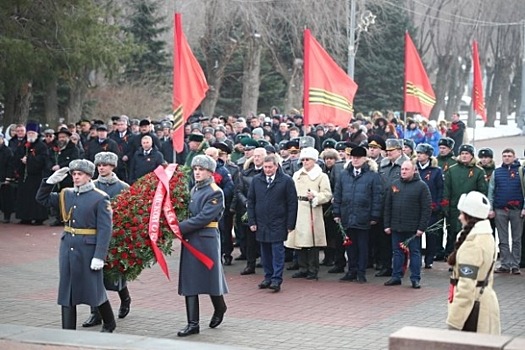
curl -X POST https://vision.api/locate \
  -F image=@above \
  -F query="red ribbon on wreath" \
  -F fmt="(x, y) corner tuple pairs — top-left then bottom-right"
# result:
(148, 164), (214, 280)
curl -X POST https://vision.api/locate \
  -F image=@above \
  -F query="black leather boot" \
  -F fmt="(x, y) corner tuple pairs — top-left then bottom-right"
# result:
(117, 287), (131, 319)
(61, 306), (77, 330)
(177, 296), (199, 337)
(98, 300), (116, 333)
(82, 306), (102, 327)
(209, 295), (227, 328)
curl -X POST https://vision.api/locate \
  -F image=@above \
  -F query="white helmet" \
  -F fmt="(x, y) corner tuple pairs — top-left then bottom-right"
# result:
(457, 191), (490, 219)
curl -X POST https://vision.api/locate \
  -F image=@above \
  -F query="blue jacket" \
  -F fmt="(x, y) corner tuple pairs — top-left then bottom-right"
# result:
(332, 161), (383, 230)
(488, 160), (524, 210)
(424, 130), (441, 156)
(247, 168), (298, 242)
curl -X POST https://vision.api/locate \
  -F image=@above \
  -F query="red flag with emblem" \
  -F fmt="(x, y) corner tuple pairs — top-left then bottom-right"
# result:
(472, 40), (487, 122)
(172, 13), (209, 153)
(303, 29), (358, 127)
(404, 32), (435, 118)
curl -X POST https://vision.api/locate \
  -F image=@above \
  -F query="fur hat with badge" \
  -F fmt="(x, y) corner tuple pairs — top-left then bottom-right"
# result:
(458, 144), (475, 157)
(94, 152), (119, 167)
(69, 159), (95, 177)
(457, 191), (490, 220)
(191, 154), (217, 173)
(299, 147), (319, 162)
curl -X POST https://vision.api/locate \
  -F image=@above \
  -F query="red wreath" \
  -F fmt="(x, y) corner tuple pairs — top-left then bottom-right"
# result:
(104, 167), (190, 282)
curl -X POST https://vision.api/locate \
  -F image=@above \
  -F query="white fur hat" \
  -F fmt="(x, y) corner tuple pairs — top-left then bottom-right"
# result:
(94, 152), (118, 167)
(299, 147), (319, 162)
(457, 191), (490, 219)
(69, 159), (95, 177)
(191, 154), (217, 173)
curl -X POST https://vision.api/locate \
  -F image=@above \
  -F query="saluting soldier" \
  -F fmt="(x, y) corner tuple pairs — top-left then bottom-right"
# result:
(177, 155), (228, 337)
(36, 159), (116, 332)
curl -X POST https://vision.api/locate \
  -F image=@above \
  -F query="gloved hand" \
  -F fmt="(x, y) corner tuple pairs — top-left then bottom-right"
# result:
(90, 258), (104, 270)
(46, 167), (70, 185)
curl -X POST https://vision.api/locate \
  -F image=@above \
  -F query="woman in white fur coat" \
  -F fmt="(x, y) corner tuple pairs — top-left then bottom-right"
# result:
(285, 147), (332, 280)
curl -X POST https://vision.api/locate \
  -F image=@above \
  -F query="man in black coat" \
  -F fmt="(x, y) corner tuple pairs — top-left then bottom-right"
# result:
(446, 112), (466, 156)
(247, 155), (298, 292)
(0, 133), (16, 223)
(84, 125), (120, 163)
(383, 160), (432, 289)
(15, 121), (49, 225)
(129, 135), (165, 184)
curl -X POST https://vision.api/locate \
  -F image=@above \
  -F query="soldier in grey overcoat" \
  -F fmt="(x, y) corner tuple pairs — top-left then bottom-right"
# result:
(177, 154), (229, 337)
(82, 152), (131, 328)
(36, 159), (116, 332)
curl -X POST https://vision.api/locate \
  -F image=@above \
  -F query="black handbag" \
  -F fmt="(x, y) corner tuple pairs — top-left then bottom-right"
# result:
(462, 261), (494, 332)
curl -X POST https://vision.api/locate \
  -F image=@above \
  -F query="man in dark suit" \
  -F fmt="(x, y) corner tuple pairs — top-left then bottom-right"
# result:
(247, 154), (298, 292)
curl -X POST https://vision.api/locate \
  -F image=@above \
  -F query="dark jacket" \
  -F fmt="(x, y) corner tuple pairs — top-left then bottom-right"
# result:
(84, 138), (120, 162)
(247, 168), (298, 242)
(46, 141), (80, 188)
(446, 120), (466, 155)
(214, 159), (234, 207)
(417, 158), (444, 214)
(0, 143), (14, 181)
(232, 160), (263, 215)
(129, 148), (165, 184)
(178, 178), (228, 296)
(384, 172), (432, 233)
(332, 161), (383, 230)
(489, 160), (524, 210)
(36, 181), (112, 307)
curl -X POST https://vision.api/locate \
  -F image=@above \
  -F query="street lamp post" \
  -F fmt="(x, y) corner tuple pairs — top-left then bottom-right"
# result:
(346, 0), (375, 79)
(518, 20), (525, 133)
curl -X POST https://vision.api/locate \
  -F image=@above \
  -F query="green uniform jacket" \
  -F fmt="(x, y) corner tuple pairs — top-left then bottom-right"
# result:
(437, 153), (457, 173)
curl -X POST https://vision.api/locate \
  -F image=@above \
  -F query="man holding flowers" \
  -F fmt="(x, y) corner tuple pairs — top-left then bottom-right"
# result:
(384, 160), (432, 289)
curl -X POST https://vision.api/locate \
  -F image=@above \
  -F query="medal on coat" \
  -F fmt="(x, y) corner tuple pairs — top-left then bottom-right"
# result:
(510, 171), (515, 178)
(468, 169), (474, 178)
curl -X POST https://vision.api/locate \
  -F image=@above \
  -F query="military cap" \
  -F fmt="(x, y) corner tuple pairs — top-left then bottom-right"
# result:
(438, 137), (455, 149)
(161, 121), (173, 129)
(139, 119), (151, 126)
(69, 159), (95, 177)
(199, 115), (210, 122)
(55, 127), (72, 137)
(278, 139), (289, 151)
(203, 127), (215, 135)
(403, 139), (416, 151)
(188, 133), (204, 142)
(234, 133), (251, 144)
(257, 139), (270, 148)
(299, 135), (315, 149)
(94, 151), (118, 167)
(264, 144), (276, 154)
(130, 119), (140, 126)
(385, 138), (403, 151)
(335, 141), (348, 152)
(286, 138), (300, 151)
(43, 128), (55, 135)
(368, 135), (386, 150)
(478, 148), (494, 158)
(96, 124), (108, 131)
(93, 119), (105, 125)
(215, 125), (227, 134)
(241, 138), (259, 150)
(190, 122), (202, 132)
(191, 154), (216, 173)
(322, 138), (337, 149)
(415, 143), (434, 157)
(458, 144), (475, 157)
(263, 121), (272, 127)
(212, 141), (232, 154)
(350, 146), (367, 157)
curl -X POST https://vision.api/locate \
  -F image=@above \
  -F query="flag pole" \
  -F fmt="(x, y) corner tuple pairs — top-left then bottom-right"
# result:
(303, 28), (310, 133)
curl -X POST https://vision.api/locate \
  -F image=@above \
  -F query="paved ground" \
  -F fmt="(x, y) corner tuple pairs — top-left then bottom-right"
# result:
(0, 136), (524, 350)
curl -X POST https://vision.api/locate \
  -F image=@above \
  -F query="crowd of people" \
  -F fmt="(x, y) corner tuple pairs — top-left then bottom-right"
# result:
(0, 108), (522, 335)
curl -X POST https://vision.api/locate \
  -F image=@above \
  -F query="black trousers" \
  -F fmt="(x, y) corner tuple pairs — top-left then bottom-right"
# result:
(219, 210), (234, 257)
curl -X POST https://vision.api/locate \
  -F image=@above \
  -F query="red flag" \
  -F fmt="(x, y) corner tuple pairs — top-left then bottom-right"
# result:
(472, 40), (487, 122)
(172, 13), (209, 153)
(303, 29), (358, 127)
(404, 33), (435, 118)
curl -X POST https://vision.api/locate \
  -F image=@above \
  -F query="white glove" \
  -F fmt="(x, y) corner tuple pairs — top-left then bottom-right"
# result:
(46, 167), (70, 184)
(90, 258), (105, 270)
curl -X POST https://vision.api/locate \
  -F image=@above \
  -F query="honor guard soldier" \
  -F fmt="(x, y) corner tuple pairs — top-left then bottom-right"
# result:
(36, 159), (116, 332)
